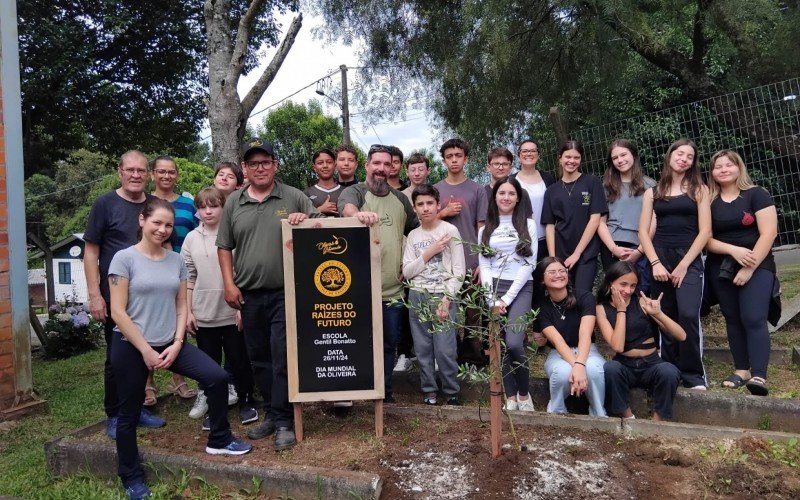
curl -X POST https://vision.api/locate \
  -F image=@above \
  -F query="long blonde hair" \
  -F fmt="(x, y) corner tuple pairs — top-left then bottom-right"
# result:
(708, 150), (757, 199)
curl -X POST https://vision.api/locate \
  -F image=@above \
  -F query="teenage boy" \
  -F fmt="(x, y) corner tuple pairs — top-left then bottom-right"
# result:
(387, 145), (408, 191)
(335, 144), (359, 187)
(484, 147), (514, 198)
(213, 162), (244, 197)
(402, 184), (465, 405)
(303, 148), (341, 216)
(434, 138), (488, 365)
(401, 153), (432, 201)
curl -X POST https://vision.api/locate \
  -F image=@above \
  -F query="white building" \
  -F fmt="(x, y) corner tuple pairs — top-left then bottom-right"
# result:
(29, 233), (88, 304)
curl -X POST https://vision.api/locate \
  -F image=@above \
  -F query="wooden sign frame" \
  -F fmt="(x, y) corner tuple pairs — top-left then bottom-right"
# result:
(282, 218), (385, 439)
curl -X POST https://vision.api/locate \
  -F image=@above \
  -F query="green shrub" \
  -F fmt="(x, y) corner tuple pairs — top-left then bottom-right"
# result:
(43, 302), (103, 359)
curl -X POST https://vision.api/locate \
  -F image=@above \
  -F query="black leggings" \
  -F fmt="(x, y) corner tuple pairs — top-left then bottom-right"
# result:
(707, 263), (773, 379)
(604, 352), (681, 420)
(570, 253), (598, 293)
(196, 324), (254, 404)
(651, 248), (706, 388)
(111, 332), (231, 487)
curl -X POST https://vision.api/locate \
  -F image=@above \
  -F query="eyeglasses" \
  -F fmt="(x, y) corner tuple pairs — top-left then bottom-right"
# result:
(246, 160), (276, 170)
(520, 149), (539, 154)
(544, 268), (568, 276)
(121, 168), (147, 176)
(489, 162), (511, 168)
(154, 169), (178, 176)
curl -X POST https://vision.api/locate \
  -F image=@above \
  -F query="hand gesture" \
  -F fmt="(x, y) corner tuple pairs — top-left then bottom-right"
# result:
(639, 291), (664, 316)
(440, 197), (462, 217)
(610, 286), (630, 312)
(733, 267), (754, 287)
(423, 235), (451, 261)
(318, 196), (339, 216)
(730, 246), (757, 268)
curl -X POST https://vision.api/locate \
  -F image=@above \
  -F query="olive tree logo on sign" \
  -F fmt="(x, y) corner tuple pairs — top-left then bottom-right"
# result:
(314, 260), (352, 297)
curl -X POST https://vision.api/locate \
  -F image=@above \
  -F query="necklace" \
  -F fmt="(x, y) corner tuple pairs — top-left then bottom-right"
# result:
(549, 297), (567, 320)
(562, 180), (576, 197)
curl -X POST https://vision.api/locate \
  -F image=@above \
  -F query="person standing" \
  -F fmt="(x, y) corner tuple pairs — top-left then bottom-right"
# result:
(387, 145), (408, 191)
(513, 140), (556, 262)
(401, 153), (432, 201)
(217, 138), (321, 450)
(639, 138), (711, 389)
(338, 145), (419, 402)
(335, 144), (359, 187)
(304, 148), (341, 216)
(213, 162), (244, 197)
(110, 198), (251, 499)
(706, 150), (778, 396)
(84, 150), (165, 440)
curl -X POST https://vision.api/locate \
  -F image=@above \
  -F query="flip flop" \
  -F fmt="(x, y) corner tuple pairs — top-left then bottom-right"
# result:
(721, 374), (749, 389)
(168, 381), (197, 399)
(746, 376), (769, 396)
(144, 385), (158, 407)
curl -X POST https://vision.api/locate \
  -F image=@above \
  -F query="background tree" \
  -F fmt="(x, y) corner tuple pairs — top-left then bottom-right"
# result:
(256, 100), (346, 189)
(205, 0), (302, 163)
(18, 0), (207, 176)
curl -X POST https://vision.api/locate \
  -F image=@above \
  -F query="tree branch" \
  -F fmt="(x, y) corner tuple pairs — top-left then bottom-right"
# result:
(240, 14), (303, 118)
(230, 0), (268, 78)
(690, 0), (714, 72)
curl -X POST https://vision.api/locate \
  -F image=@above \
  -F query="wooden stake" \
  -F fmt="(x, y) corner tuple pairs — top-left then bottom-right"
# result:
(375, 399), (384, 437)
(489, 320), (502, 458)
(293, 403), (303, 442)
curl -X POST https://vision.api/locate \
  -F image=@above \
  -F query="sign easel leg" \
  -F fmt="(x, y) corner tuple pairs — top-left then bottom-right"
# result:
(294, 403), (304, 442)
(374, 399), (384, 438)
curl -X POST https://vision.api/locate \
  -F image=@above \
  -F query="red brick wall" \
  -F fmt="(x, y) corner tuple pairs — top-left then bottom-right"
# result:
(0, 70), (15, 405)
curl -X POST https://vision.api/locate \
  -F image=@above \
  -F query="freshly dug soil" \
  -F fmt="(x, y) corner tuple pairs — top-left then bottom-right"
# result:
(96, 396), (800, 499)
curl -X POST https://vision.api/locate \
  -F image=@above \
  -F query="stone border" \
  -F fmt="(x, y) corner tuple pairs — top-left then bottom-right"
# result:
(44, 421), (382, 499)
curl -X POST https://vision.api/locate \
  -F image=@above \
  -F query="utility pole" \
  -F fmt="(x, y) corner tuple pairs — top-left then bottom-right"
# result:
(340, 64), (351, 146)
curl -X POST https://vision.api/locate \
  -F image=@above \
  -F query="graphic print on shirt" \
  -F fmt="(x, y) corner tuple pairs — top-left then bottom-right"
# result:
(581, 192), (590, 206)
(741, 211), (755, 226)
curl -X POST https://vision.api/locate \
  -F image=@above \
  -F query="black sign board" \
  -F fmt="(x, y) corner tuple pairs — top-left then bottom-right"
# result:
(282, 219), (384, 402)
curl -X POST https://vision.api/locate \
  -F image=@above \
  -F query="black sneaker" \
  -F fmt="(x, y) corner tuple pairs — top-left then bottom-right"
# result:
(202, 415), (210, 431)
(239, 406), (258, 425)
(446, 396), (462, 406)
(246, 418), (275, 440)
(274, 427), (296, 451)
(383, 395), (396, 404)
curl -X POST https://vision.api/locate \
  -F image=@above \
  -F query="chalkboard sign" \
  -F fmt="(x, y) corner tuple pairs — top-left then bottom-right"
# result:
(282, 218), (384, 402)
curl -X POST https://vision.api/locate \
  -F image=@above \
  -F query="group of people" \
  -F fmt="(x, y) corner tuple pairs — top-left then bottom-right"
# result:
(85, 135), (778, 499)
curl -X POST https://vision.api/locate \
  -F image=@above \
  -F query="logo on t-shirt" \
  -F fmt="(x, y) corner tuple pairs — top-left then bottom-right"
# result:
(379, 213), (393, 226)
(741, 211), (755, 226)
(581, 192), (590, 205)
(274, 207), (289, 217)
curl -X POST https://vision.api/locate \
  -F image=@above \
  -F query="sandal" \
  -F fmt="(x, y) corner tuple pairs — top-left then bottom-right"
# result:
(144, 385), (158, 407)
(721, 374), (749, 389)
(746, 376), (769, 396)
(167, 381), (197, 399)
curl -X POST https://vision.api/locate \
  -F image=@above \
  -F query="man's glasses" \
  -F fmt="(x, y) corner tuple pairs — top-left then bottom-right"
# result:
(246, 160), (276, 170)
(121, 168), (147, 176)
(489, 162), (511, 168)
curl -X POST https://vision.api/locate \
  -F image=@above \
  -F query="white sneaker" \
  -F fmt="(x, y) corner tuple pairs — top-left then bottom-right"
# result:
(227, 384), (239, 405)
(393, 354), (412, 372)
(517, 396), (535, 412)
(189, 390), (208, 419)
(333, 400), (353, 407)
(504, 398), (518, 411)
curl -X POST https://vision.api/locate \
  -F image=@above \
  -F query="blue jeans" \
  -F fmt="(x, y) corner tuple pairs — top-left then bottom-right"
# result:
(544, 344), (607, 417)
(382, 301), (403, 397)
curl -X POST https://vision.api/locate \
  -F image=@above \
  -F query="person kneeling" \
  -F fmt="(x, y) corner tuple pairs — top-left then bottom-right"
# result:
(596, 261), (685, 421)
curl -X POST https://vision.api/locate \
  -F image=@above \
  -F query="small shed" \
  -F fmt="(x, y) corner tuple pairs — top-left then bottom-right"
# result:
(29, 233), (88, 304)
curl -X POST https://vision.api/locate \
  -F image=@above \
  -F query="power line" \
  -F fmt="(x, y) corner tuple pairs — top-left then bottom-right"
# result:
(28, 174), (115, 200)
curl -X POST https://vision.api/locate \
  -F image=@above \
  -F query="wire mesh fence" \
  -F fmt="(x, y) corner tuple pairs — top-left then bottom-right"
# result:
(542, 78), (800, 247)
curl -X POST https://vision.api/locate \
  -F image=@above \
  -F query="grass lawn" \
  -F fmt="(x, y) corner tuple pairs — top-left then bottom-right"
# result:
(0, 349), (218, 499)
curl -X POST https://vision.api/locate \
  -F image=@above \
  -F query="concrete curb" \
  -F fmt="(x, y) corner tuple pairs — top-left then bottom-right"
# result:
(703, 346), (795, 365)
(383, 404), (800, 444)
(44, 429), (382, 499)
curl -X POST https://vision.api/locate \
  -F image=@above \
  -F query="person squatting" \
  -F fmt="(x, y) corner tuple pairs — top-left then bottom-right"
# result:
(87, 137), (778, 499)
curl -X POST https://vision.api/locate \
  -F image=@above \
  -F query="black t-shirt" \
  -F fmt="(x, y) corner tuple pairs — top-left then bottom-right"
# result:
(541, 174), (607, 261)
(536, 290), (596, 348)
(709, 187), (775, 272)
(84, 191), (155, 300)
(601, 301), (658, 352)
(652, 191), (698, 248)
(338, 179), (359, 187)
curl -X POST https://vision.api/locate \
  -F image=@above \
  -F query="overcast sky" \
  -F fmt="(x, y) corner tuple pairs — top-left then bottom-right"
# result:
(228, 11), (441, 157)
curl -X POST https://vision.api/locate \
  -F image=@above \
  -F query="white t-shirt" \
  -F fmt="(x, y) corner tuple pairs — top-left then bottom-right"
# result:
(478, 215), (538, 307)
(518, 177), (547, 240)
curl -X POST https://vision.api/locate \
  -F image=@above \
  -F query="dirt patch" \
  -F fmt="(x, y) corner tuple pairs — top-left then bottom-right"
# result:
(85, 398), (800, 498)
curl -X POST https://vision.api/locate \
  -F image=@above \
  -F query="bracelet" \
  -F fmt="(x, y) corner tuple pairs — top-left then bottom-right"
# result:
(617, 310), (626, 314)
(574, 361), (586, 367)
(650, 259), (661, 266)
(174, 338), (185, 344)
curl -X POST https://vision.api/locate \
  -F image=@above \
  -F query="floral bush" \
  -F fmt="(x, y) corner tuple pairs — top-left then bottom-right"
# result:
(43, 302), (103, 359)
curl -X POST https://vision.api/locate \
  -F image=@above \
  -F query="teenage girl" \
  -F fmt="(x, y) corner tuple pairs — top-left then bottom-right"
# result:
(513, 139), (556, 263)
(479, 177), (539, 411)
(639, 138), (711, 389)
(536, 256), (606, 416)
(109, 198), (250, 499)
(706, 150), (778, 396)
(596, 261), (685, 420)
(598, 139), (656, 292)
(542, 140), (607, 293)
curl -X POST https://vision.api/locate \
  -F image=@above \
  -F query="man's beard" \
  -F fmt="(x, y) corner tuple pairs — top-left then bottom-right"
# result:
(366, 176), (389, 196)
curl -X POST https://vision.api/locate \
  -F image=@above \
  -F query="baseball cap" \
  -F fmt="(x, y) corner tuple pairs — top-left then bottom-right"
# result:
(242, 138), (276, 160)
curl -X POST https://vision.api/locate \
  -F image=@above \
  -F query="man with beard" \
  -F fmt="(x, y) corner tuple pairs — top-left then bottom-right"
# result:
(339, 145), (419, 402)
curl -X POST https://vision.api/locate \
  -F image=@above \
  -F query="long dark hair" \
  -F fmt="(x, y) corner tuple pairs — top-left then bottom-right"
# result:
(596, 261), (638, 304)
(536, 256), (576, 309)
(604, 139), (647, 202)
(137, 197), (175, 241)
(481, 176), (532, 257)
(557, 140), (584, 178)
(654, 138), (704, 201)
